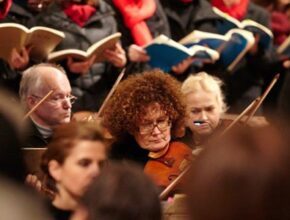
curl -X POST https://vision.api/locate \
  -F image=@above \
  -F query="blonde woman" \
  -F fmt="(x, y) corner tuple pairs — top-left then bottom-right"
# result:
(181, 72), (227, 147)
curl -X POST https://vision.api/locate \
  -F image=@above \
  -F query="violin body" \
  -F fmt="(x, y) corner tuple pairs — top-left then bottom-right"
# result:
(144, 141), (192, 188)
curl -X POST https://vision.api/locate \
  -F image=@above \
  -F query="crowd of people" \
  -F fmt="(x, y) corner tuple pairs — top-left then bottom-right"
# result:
(0, 0), (290, 220)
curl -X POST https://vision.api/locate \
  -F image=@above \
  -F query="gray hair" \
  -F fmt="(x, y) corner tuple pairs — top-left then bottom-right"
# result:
(181, 72), (227, 113)
(19, 63), (66, 106)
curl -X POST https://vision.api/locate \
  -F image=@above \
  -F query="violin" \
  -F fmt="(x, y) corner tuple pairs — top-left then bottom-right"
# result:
(144, 141), (193, 188)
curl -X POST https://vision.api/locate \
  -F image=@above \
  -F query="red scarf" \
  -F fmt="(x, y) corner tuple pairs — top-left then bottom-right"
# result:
(211, 0), (249, 21)
(112, 0), (157, 46)
(64, 3), (96, 27)
(0, 0), (12, 20)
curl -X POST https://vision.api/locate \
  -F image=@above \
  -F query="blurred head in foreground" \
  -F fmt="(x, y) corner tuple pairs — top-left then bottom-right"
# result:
(186, 124), (290, 220)
(41, 122), (108, 212)
(72, 162), (161, 220)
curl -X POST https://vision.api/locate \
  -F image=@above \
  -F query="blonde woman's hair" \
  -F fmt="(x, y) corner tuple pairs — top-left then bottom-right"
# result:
(181, 72), (227, 113)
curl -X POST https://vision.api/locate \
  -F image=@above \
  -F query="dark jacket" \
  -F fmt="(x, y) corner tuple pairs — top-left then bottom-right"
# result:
(36, 2), (121, 111)
(48, 202), (72, 220)
(110, 134), (150, 168)
(1, 3), (36, 27)
(106, 0), (171, 74)
(22, 120), (49, 148)
(161, 0), (224, 81)
(0, 3), (36, 95)
(0, 60), (21, 94)
(162, 0), (223, 42)
(162, 0), (275, 112)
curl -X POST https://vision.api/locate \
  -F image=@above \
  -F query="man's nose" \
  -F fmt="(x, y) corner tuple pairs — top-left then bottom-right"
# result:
(62, 98), (72, 109)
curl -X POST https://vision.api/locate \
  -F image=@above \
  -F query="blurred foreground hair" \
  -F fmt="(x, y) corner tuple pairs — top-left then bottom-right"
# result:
(186, 124), (290, 220)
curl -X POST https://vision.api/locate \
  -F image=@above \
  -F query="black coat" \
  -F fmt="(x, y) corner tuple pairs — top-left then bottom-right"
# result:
(1, 3), (36, 27)
(162, 0), (275, 113)
(36, 2), (121, 111)
(0, 3), (37, 95)
(110, 134), (150, 168)
(22, 120), (49, 148)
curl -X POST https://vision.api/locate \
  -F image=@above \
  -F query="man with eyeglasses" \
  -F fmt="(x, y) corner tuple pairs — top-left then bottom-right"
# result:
(19, 63), (73, 147)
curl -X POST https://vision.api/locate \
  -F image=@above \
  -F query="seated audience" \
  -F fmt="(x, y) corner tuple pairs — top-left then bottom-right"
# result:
(41, 121), (108, 220)
(19, 63), (73, 147)
(180, 72), (227, 148)
(72, 162), (161, 220)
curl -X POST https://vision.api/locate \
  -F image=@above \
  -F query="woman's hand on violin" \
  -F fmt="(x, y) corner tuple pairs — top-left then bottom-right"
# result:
(171, 57), (194, 75)
(67, 55), (96, 75)
(9, 47), (30, 70)
(128, 44), (150, 62)
(104, 42), (127, 68)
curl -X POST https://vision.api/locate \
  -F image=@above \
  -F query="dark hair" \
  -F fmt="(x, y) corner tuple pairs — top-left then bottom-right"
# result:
(186, 125), (290, 220)
(81, 162), (162, 220)
(103, 69), (185, 137)
(41, 121), (108, 193)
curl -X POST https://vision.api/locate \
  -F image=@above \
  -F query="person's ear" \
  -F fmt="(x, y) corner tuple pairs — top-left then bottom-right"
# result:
(26, 96), (37, 109)
(48, 160), (62, 182)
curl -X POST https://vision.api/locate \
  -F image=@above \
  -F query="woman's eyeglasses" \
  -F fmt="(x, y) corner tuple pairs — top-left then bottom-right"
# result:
(138, 118), (171, 135)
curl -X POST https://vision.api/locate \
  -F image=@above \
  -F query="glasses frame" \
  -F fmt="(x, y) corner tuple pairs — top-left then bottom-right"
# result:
(138, 118), (171, 135)
(31, 94), (77, 105)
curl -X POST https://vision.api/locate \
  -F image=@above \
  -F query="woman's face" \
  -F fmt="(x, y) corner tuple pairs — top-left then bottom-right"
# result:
(185, 90), (221, 137)
(133, 104), (171, 152)
(52, 140), (106, 198)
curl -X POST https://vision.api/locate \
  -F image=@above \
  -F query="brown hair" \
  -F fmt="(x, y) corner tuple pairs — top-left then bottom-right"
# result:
(186, 125), (290, 220)
(81, 162), (162, 220)
(103, 69), (186, 137)
(41, 121), (108, 193)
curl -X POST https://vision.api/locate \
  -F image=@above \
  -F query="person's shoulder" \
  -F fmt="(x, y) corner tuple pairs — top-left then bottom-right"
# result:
(247, 2), (270, 26)
(8, 3), (33, 18)
(22, 120), (48, 148)
(195, 0), (225, 22)
(98, 0), (115, 14)
(35, 2), (63, 21)
(248, 1), (268, 14)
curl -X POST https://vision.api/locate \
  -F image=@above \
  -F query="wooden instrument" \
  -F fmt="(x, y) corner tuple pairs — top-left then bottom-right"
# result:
(144, 142), (192, 188)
